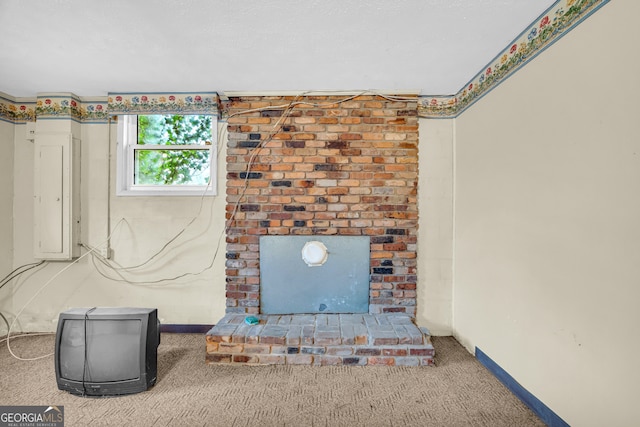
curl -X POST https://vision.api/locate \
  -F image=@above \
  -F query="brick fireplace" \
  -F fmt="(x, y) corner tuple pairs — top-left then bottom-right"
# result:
(223, 94), (419, 316)
(206, 94), (433, 366)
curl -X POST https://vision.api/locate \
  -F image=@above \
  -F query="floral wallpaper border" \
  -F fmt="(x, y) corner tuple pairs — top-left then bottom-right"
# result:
(418, 0), (610, 118)
(107, 92), (218, 115)
(36, 94), (86, 122)
(0, 93), (36, 123)
(79, 99), (111, 122)
(1, 92), (218, 124)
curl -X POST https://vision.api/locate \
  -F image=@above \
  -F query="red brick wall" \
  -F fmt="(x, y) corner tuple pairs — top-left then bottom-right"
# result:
(224, 94), (418, 316)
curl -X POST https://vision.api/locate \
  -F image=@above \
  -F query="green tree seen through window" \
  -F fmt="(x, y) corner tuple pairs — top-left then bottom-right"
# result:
(136, 114), (212, 185)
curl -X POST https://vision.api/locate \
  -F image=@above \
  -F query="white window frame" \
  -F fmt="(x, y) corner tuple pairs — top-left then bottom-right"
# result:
(116, 114), (217, 196)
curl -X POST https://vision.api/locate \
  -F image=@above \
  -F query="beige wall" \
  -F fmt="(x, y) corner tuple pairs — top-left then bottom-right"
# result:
(0, 120), (14, 328)
(417, 118), (453, 335)
(9, 111), (457, 334)
(9, 119), (227, 332)
(453, 1), (640, 426)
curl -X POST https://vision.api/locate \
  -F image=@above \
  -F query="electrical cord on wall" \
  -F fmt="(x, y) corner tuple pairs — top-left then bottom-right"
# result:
(80, 196), (223, 285)
(77, 111), (232, 286)
(5, 230), (119, 361)
(85, 239), (221, 286)
(82, 114), (225, 279)
(95, 187), (212, 272)
(0, 261), (48, 342)
(0, 311), (9, 335)
(0, 261), (46, 290)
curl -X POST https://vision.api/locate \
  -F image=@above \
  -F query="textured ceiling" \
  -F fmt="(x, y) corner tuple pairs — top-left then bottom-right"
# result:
(0, 0), (556, 98)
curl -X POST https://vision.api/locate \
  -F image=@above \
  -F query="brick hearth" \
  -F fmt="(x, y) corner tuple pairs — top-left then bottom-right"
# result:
(206, 314), (434, 366)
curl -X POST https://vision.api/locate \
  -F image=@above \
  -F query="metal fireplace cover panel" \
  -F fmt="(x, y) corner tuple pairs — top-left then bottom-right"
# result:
(260, 235), (370, 314)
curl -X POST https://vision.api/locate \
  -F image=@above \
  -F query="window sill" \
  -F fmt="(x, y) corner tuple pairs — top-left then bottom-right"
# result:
(116, 186), (216, 197)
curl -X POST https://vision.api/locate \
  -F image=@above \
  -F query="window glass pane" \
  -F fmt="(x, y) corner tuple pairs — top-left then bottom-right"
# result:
(134, 149), (211, 185)
(137, 115), (213, 146)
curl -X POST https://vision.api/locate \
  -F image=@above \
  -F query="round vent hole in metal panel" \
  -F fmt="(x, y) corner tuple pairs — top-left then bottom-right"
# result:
(301, 241), (328, 266)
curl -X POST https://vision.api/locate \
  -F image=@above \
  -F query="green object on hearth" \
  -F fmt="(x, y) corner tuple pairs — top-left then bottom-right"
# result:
(245, 316), (259, 325)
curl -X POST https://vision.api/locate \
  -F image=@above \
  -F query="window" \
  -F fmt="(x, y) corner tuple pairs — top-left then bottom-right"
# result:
(117, 114), (217, 196)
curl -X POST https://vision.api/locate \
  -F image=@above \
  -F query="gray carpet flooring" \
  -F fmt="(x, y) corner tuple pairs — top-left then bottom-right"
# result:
(0, 333), (544, 426)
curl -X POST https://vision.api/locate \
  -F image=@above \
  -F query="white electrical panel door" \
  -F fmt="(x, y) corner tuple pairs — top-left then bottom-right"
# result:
(34, 133), (80, 260)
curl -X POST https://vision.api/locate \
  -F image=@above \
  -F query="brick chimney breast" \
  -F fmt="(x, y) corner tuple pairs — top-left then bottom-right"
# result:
(225, 95), (419, 316)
